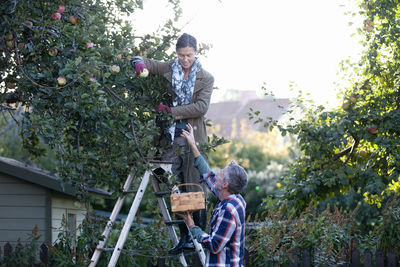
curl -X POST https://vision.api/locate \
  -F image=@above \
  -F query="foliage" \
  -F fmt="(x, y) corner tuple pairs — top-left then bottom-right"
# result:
(0, 226), (41, 267)
(247, 0), (400, 235)
(247, 203), (359, 266)
(374, 195), (400, 253)
(0, 0), (184, 196)
(0, 107), (58, 170)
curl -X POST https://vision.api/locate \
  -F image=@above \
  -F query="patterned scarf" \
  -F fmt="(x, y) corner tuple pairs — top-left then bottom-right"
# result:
(171, 57), (202, 106)
(167, 58), (202, 142)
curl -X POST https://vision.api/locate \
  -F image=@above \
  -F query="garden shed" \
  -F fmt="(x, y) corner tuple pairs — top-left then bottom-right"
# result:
(0, 156), (108, 247)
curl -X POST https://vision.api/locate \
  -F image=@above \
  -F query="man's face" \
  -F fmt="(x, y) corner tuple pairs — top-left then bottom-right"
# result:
(176, 46), (196, 71)
(215, 167), (228, 198)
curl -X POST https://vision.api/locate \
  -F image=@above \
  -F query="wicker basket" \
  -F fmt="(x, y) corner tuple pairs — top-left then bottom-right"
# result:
(170, 183), (205, 212)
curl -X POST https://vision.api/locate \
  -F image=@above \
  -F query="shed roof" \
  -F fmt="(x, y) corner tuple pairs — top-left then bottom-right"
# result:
(0, 156), (110, 197)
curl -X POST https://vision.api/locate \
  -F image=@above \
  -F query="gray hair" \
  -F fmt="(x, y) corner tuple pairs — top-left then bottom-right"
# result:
(176, 33), (197, 51)
(223, 161), (248, 194)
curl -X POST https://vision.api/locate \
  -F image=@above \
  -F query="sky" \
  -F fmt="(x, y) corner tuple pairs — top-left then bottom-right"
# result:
(132, 0), (364, 108)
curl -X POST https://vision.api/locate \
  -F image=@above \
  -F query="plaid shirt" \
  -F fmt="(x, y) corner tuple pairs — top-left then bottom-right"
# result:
(192, 156), (246, 267)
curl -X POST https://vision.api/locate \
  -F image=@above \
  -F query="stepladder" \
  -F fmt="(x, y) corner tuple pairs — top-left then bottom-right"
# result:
(89, 160), (206, 267)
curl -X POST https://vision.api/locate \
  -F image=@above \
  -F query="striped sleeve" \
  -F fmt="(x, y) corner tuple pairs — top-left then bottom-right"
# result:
(201, 204), (237, 254)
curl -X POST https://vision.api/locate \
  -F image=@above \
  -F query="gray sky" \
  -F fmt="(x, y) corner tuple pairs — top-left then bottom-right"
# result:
(133, 0), (364, 108)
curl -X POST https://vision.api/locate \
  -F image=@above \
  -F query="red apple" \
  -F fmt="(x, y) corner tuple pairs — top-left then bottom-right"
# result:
(48, 48), (58, 56)
(57, 77), (66, 86)
(58, 5), (65, 14)
(368, 127), (378, 134)
(6, 82), (16, 89)
(342, 102), (349, 110)
(69, 16), (78, 24)
(349, 95), (357, 103)
(52, 12), (61, 20)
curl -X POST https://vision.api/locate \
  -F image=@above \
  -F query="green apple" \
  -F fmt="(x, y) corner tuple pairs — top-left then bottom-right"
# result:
(48, 48), (58, 56)
(139, 68), (149, 78)
(6, 40), (13, 48)
(359, 150), (368, 158)
(69, 16), (78, 24)
(111, 65), (120, 73)
(5, 33), (13, 40)
(57, 77), (66, 86)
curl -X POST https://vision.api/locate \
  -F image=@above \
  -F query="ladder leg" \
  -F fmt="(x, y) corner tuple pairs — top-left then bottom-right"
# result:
(151, 172), (188, 267)
(188, 226), (206, 267)
(89, 172), (136, 267)
(108, 171), (151, 267)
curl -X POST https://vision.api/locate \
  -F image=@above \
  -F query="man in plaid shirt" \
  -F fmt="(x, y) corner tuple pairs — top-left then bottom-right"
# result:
(178, 124), (248, 266)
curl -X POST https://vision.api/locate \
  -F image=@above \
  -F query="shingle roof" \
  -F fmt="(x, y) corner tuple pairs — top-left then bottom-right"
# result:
(206, 98), (290, 138)
(0, 156), (110, 197)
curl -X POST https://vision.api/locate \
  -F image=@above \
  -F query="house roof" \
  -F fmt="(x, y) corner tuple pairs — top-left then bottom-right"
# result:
(0, 156), (110, 197)
(206, 97), (290, 138)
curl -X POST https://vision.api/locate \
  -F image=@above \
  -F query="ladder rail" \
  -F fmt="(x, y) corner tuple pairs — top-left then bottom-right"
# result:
(90, 161), (204, 267)
(151, 172), (188, 266)
(89, 171), (136, 267)
(108, 171), (151, 267)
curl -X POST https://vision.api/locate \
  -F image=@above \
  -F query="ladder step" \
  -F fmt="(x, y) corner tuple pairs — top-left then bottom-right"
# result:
(154, 191), (171, 197)
(100, 247), (117, 252)
(123, 190), (137, 194)
(165, 220), (185, 225)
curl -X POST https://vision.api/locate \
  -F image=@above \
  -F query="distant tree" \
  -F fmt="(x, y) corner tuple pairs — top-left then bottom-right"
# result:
(249, 0), (400, 232)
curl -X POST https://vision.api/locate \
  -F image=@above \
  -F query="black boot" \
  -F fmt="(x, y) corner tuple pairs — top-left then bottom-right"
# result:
(168, 223), (194, 255)
(193, 208), (207, 231)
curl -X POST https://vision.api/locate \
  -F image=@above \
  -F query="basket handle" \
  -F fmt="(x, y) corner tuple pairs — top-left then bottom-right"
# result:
(172, 183), (204, 194)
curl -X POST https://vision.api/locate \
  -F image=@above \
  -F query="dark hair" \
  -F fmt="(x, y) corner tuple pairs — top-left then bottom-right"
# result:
(224, 161), (248, 194)
(176, 33), (197, 51)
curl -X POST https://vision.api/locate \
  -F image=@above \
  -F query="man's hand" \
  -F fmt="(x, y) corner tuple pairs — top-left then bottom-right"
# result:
(181, 124), (195, 146)
(181, 124), (201, 158)
(176, 211), (195, 228)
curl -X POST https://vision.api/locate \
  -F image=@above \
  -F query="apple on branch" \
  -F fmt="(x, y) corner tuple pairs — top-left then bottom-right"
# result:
(69, 16), (78, 24)
(52, 12), (61, 20)
(48, 48), (58, 56)
(111, 65), (120, 73)
(368, 127), (378, 134)
(57, 77), (66, 86)
(58, 5), (65, 14)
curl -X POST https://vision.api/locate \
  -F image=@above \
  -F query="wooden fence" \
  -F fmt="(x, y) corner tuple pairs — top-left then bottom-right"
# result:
(0, 242), (398, 266)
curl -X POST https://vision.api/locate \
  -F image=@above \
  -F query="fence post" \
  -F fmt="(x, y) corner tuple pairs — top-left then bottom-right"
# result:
(363, 249), (372, 267)
(244, 247), (250, 267)
(351, 248), (360, 267)
(4, 243), (12, 258)
(387, 248), (397, 267)
(375, 249), (384, 267)
(290, 251), (298, 267)
(40, 243), (48, 265)
(301, 248), (311, 267)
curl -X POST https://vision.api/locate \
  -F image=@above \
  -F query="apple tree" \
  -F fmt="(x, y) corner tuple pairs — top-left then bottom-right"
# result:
(250, 0), (400, 230)
(0, 0), (187, 198)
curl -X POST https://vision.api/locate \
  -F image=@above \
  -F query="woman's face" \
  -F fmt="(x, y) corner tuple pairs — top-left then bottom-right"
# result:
(176, 46), (196, 71)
